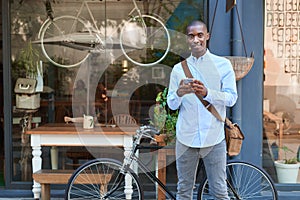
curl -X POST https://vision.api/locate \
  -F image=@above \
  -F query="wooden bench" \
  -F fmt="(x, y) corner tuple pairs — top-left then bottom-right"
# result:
(33, 169), (112, 200)
(32, 169), (73, 200)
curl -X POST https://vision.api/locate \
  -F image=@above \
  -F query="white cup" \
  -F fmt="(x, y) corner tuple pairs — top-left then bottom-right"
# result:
(83, 115), (94, 129)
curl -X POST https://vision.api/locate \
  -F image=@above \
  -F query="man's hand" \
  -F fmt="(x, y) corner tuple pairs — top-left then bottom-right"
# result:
(176, 79), (194, 97)
(191, 80), (207, 97)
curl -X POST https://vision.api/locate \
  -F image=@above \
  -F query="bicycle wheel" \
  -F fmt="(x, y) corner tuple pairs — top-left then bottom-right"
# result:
(65, 158), (144, 200)
(39, 15), (94, 68)
(120, 14), (170, 67)
(197, 161), (278, 200)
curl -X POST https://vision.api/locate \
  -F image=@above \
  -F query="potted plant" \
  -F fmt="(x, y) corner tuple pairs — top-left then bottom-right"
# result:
(274, 146), (300, 183)
(150, 88), (178, 146)
(12, 41), (44, 109)
(13, 41), (41, 79)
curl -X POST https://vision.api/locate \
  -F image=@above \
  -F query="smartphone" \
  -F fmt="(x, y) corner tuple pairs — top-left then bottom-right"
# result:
(183, 78), (194, 85)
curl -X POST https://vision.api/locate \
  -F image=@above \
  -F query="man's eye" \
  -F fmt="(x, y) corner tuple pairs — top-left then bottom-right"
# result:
(198, 34), (204, 38)
(188, 35), (194, 39)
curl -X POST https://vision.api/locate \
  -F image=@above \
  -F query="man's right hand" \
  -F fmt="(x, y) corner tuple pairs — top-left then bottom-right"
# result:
(176, 79), (195, 97)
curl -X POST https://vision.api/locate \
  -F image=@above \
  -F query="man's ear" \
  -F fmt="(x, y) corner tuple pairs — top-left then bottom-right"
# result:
(206, 32), (210, 40)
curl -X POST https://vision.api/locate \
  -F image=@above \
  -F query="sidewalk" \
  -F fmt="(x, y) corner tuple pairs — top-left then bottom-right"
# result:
(0, 189), (65, 199)
(0, 197), (64, 200)
(0, 199), (63, 200)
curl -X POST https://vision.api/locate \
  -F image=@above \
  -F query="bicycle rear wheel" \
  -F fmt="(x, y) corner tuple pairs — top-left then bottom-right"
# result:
(39, 15), (92, 68)
(65, 158), (144, 200)
(197, 161), (278, 200)
(120, 14), (170, 67)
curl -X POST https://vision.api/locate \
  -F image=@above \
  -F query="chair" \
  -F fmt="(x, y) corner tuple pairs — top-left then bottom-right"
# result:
(109, 114), (137, 126)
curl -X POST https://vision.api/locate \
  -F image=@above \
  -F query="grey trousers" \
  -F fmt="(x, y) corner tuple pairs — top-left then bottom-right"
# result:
(176, 140), (229, 200)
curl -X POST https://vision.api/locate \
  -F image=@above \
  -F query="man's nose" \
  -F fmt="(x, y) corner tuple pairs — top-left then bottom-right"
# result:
(193, 36), (201, 43)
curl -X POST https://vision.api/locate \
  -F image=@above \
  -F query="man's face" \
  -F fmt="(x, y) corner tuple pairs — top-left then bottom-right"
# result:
(187, 24), (210, 57)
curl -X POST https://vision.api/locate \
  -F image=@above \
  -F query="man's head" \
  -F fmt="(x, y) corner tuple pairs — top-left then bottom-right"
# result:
(186, 20), (210, 58)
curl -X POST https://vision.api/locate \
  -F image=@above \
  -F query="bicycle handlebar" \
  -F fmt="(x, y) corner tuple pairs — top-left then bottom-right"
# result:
(137, 125), (160, 137)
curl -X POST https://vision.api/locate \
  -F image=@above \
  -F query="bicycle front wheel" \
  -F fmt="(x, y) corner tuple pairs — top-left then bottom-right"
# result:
(120, 14), (170, 67)
(197, 161), (278, 200)
(39, 15), (91, 68)
(65, 158), (144, 200)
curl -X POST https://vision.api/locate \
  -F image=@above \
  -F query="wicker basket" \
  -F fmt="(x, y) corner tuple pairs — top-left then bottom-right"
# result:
(225, 56), (254, 80)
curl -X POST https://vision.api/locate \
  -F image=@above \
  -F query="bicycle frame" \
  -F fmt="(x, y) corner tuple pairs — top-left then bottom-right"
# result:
(113, 143), (176, 199)
(72, 0), (147, 35)
(73, 1), (101, 34)
(134, 145), (176, 199)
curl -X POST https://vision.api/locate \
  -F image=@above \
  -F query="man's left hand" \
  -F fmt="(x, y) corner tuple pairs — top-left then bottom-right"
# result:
(191, 80), (207, 97)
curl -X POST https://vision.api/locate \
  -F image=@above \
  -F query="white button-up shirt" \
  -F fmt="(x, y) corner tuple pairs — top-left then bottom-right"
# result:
(167, 50), (238, 148)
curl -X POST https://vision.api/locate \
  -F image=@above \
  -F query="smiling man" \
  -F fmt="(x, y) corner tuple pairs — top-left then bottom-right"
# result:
(167, 20), (238, 199)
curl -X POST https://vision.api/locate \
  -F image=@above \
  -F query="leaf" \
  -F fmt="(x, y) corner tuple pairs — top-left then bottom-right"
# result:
(285, 157), (298, 164)
(156, 92), (162, 102)
(280, 146), (298, 164)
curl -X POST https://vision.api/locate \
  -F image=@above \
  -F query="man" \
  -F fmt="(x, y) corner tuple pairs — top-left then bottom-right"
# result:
(167, 20), (238, 199)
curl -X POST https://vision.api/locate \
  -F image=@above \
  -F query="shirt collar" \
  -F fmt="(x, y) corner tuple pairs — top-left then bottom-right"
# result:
(188, 49), (210, 64)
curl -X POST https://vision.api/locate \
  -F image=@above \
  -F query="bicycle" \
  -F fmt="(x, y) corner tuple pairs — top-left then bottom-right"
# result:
(37, 0), (171, 68)
(65, 125), (278, 199)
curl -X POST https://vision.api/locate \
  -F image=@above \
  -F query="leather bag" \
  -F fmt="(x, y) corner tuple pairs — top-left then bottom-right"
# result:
(181, 60), (244, 156)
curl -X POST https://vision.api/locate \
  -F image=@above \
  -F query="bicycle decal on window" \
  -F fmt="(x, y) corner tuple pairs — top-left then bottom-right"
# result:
(36, 0), (170, 68)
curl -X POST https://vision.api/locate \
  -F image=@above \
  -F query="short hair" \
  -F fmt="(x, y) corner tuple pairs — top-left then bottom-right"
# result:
(186, 20), (208, 33)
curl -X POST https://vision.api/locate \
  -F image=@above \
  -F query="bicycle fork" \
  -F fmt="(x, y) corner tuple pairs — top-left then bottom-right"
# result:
(103, 149), (136, 199)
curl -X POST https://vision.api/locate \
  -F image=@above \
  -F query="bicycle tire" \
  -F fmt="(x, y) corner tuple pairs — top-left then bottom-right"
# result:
(65, 158), (144, 200)
(120, 14), (170, 67)
(39, 15), (92, 68)
(197, 160), (278, 200)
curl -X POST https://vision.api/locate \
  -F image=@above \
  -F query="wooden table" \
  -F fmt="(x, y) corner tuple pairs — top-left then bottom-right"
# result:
(27, 123), (137, 199)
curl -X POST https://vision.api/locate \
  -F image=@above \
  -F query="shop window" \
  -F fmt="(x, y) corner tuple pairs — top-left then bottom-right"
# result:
(263, 0), (300, 184)
(8, 0), (204, 187)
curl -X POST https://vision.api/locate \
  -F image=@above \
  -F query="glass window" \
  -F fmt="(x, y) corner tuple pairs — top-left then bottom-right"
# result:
(9, 0), (204, 185)
(263, 0), (300, 184)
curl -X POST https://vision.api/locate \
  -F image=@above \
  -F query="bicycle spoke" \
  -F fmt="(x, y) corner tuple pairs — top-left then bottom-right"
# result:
(198, 161), (277, 200)
(66, 158), (143, 200)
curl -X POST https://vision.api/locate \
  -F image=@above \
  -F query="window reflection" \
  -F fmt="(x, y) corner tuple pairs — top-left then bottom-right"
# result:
(264, 0), (300, 184)
(9, 0), (202, 186)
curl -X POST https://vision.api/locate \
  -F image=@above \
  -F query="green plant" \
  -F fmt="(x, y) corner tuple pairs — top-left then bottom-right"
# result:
(280, 146), (298, 164)
(150, 88), (178, 144)
(13, 41), (40, 78)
